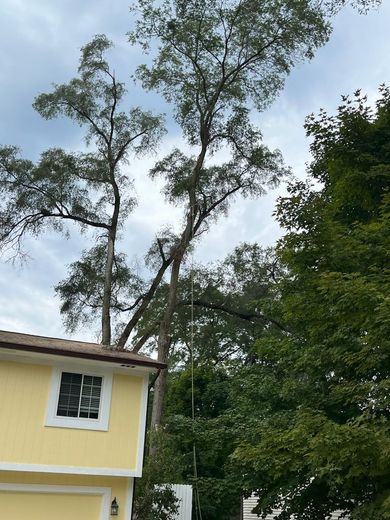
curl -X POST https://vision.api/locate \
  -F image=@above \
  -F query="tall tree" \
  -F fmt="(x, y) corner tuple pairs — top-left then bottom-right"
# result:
(128, 0), (347, 429)
(0, 35), (164, 345)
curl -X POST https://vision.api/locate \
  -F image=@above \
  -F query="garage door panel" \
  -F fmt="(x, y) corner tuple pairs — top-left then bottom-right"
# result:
(0, 491), (102, 520)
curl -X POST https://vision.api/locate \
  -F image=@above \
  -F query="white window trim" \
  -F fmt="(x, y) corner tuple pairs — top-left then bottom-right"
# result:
(45, 367), (113, 431)
(0, 483), (111, 520)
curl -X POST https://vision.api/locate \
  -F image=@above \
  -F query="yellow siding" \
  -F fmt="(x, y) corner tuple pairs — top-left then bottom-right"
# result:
(0, 360), (144, 470)
(0, 471), (130, 520)
(1, 492), (102, 520)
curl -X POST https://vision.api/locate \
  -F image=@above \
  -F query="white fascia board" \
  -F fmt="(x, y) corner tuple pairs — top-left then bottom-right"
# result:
(0, 461), (141, 477)
(0, 348), (156, 375)
(125, 478), (135, 520)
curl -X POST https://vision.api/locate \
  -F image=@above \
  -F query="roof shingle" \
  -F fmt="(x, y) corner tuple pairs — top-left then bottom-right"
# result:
(0, 329), (165, 370)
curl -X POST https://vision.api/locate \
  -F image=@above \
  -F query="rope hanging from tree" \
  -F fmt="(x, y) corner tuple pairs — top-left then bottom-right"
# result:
(190, 205), (203, 520)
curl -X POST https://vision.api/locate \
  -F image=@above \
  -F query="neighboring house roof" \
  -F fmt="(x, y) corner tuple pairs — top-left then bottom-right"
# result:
(0, 329), (166, 370)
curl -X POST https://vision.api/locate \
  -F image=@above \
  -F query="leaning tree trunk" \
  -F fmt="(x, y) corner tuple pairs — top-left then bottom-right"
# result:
(149, 143), (207, 439)
(150, 254), (183, 440)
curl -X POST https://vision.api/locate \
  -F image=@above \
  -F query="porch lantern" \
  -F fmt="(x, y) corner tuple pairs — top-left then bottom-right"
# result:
(111, 497), (119, 516)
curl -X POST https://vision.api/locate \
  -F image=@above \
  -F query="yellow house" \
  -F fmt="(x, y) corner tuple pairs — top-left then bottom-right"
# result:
(0, 329), (165, 520)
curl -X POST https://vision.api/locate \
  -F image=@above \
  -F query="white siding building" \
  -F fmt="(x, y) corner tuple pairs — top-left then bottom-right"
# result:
(168, 484), (193, 520)
(243, 495), (344, 520)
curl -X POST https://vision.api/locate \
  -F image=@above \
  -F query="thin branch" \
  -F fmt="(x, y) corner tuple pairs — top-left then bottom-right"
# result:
(179, 298), (291, 333)
(108, 71), (118, 147)
(195, 183), (243, 229)
(114, 293), (145, 313)
(148, 369), (161, 391)
(58, 101), (109, 147)
(113, 129), (149, 167)
(39, 208), (110, 230)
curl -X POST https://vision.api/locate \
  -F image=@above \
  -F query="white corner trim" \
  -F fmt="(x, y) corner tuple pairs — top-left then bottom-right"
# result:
(135, 374), (149, 476)
(45, 367), (113, 431)
(0, 461), (137, 477)
(125, 478), (135, 520)
(0, 483), (111, 520)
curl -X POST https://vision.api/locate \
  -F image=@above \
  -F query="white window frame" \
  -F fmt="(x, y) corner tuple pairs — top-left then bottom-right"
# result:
(45, 367), (113, 431)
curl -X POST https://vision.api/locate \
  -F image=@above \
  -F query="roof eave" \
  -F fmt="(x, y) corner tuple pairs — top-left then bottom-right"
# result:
(0, 341), (166, 371)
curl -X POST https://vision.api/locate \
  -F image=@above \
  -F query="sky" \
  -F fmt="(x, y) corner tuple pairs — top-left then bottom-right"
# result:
(0, 0), (389, 341)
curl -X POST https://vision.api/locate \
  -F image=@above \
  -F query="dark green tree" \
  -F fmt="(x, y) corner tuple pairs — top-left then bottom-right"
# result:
(132, 243), (286, 363)
(132, 243), (287, 519)
(229, 87), (390, 520)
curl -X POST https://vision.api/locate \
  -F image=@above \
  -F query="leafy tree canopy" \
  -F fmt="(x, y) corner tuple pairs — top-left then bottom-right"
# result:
(0, 35), (164, 344)
(229, 87), (390, 520)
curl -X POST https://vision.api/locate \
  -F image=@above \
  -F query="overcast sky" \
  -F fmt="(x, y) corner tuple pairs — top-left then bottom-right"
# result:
(0, 0), (389, 341)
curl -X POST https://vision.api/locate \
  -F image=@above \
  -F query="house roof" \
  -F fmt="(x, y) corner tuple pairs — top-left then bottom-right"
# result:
(0, 329), (166, 370)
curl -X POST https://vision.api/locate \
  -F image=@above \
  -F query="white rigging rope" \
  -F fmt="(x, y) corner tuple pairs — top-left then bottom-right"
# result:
(190, 206), (203, 520)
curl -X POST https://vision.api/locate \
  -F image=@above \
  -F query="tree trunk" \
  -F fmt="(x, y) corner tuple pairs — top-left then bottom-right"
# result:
(101, 170), (120, 346)
(150, 254), (183, 436)
(149, 143), (208, 436)
(101, 229), (115, 345)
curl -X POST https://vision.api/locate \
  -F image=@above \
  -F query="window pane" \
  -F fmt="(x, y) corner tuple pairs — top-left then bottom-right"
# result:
(56, 372), (82, 417)
(79, 376), (102, 419)
(83, 375), (93, 385)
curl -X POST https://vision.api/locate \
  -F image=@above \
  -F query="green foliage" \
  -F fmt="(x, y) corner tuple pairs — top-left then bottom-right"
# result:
(150, 145), (285, 219)
(164, 366), (243, 520)
(227, 87), (390, 519)
(166, 365), (229, 419)
(138, 245), (288, 519)
(34, 35), (163, 157)
(0, 34), (163, 256)
(134, 243), (285, 363)
(152, 85), (390, 520)
(130, 0), (333, 144)
(0, 146), (113, 255)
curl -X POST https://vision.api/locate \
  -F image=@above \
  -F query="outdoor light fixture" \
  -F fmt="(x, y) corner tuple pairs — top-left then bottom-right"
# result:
(111, 497), (119, 516)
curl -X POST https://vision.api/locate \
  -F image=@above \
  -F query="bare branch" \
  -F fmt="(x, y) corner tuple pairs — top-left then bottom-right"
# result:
(157, 238), (166, 262)
(115, 293), (145, 313)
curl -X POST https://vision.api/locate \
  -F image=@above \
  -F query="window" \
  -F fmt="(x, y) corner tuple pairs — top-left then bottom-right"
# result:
(46, 368), (112, 431)
(57, 372), (102, 419)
